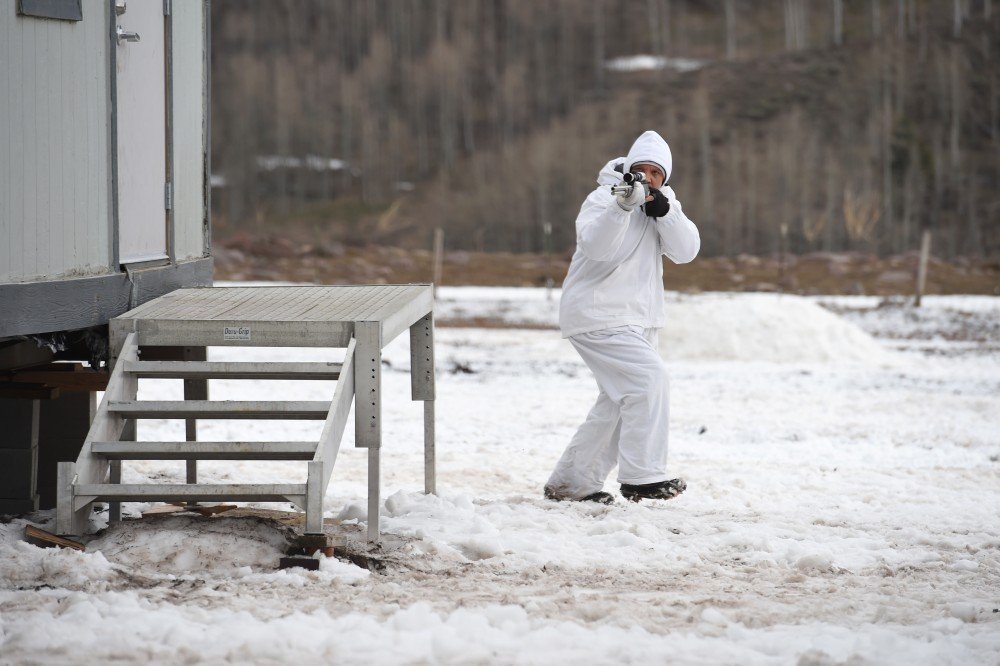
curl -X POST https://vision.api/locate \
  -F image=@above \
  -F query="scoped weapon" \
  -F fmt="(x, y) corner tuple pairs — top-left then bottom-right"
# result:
(610, 171), (650, 197)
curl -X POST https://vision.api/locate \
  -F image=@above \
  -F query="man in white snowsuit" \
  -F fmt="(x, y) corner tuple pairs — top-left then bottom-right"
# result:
(545, 130), (700, 503)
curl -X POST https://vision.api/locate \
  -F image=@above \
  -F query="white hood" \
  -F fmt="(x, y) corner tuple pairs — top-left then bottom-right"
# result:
(624, 130), (672, 183)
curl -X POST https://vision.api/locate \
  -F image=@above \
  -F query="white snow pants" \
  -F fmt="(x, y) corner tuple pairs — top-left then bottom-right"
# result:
(546, 325), (670, 499)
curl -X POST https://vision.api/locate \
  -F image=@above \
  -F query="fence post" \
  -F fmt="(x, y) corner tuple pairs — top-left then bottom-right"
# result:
(432, 228), (444, 299)
(915, 229), (931, 307)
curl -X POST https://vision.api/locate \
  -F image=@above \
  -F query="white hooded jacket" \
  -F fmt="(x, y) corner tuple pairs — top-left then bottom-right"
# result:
(559, 131), (700, 338)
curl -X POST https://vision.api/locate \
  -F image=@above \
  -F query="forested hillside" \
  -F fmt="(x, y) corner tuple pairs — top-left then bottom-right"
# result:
(211, 0), (998, 258)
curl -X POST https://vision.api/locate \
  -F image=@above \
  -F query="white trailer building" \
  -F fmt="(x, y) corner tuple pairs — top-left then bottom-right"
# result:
(0, 0), (212, 513)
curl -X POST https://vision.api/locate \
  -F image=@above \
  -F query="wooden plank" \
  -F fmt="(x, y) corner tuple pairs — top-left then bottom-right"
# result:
(4, 368), (109, 392)
(124, 361), (342, 380)
(107, 400), (332, 420)
(91, 441), (317, 460)
(0, 382), (59, 400)
(140, 503), (187, 517)
(24, 525), (84, 551)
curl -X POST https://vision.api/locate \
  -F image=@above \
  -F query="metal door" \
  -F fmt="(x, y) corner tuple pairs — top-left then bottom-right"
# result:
(115, 0), (167, 264)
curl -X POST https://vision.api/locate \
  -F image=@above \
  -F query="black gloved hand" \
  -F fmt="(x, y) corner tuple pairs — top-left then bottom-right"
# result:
(642, 188), (670, 218)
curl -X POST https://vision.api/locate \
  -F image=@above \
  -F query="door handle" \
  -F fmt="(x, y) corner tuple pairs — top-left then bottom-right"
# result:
(116, 25), (140, 44)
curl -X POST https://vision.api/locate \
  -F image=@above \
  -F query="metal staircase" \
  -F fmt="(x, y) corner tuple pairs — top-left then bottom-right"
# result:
(56, 331), (357, 537)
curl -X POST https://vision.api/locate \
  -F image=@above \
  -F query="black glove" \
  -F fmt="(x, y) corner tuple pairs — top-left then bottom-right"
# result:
(642, 188), (670, 218)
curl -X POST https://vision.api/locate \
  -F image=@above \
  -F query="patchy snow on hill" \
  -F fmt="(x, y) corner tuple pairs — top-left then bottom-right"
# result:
(1, 289), (997, 664)
(605, 55), (708, 73)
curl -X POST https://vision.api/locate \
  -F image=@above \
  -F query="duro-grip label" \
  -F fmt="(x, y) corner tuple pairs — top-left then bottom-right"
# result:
(223, 326), (251, 341)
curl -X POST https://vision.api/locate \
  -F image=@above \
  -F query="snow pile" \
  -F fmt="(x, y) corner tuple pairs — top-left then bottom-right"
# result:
(661, 293), (898, 364)
(0, 520), (117, 590)
(436, 288), (898, 365)
(436, 286), (561, 328)
(817, 295), (1000, 357)
(86, 515), (296, 576)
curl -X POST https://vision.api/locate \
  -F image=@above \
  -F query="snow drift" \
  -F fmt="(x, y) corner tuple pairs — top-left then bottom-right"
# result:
(660, 293), (897, 364)
(435, 288), (896, 364)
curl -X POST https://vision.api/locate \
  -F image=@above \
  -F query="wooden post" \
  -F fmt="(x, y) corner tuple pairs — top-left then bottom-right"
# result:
(915, 229), (931, 307)
(432, 228), (444, 299)
(543, 222), (554, 301)
(778, 222), (788, 291)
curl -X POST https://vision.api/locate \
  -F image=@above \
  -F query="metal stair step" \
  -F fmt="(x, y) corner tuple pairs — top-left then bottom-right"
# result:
(74, 483), (306, 503)
(91, 441), (317, 460)
(107, 400), (331, 419)
(124, 361), (342, 380)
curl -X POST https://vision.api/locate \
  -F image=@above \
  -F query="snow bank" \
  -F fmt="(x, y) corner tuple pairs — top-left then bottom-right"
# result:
(660, 293), (898, 364)
(1, 593), (995, 664)
(435, 288), (896, 364)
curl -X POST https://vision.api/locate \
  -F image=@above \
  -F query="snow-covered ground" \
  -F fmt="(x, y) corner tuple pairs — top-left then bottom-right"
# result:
(2, 289), (998, 664)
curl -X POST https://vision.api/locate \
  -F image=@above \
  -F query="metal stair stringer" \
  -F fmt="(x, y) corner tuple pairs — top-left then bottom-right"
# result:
(56, 332), (138, 536)
(55, 334), (358, 538)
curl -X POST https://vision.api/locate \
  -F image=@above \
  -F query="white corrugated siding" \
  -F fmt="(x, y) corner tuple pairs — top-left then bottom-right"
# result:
(0, 0), (111, 283)
(171, 0), (207, 261)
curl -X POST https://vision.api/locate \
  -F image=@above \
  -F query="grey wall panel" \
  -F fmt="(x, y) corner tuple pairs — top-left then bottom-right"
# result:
(1, 0), (111, 283)
(171, 0), (207, 261)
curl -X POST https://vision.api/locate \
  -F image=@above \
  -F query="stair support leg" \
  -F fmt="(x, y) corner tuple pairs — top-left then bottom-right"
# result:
(305, 460), (324, 535)
(108, 458), (122, 524)
(183, 347), (207, 490)
(356, 323), (382, 543)
(108, 419), (134, 525)
(56, 462), (75, 535)
(367, 446), (380, 543)
(424, 401), (436, 495)
(410, 313), (436, 495)
(56, 462), (89, 537)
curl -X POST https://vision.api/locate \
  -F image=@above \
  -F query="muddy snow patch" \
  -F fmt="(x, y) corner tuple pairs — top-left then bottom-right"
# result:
(86, 515), (297, 575)
(661, 293), (898, 364)
(0, 518), (118, 590)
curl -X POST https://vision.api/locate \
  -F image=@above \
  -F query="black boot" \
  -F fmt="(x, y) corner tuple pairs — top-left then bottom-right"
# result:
(620, 478), (686, 502)
(544, 486), (615, 505)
